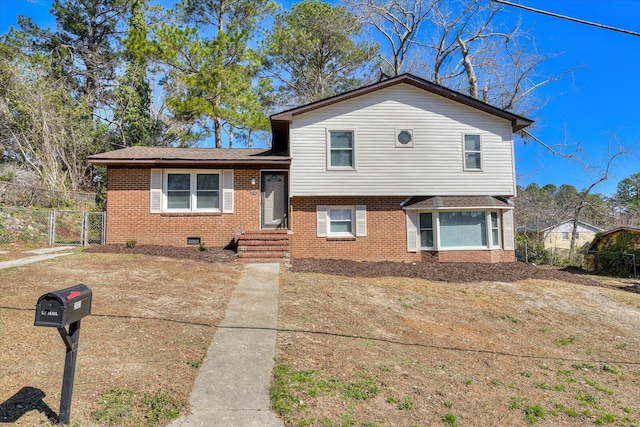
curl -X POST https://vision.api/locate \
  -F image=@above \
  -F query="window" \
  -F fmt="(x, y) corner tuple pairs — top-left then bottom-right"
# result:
(165, 171), (220, 212)
(328, 130), (354, 168)
(167, 173), (191, 209)
(562, 232), (569, 240)
(396, 129), (414, 147)
(410, 210), (502, 251)
(463, 134), (482, 170)
(316, 205), (367, 237)
(440, 211), (487, 247)
(490, 212), (500, 247)
(329, 208), (353, 236)
(419, 212), (434, 248)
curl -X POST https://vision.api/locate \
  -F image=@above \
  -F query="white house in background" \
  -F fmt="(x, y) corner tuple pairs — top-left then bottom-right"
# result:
(542, 220), (604, 253)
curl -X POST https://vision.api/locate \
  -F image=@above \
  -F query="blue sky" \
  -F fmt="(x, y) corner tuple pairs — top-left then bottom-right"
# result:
(1, 0), (638, 196)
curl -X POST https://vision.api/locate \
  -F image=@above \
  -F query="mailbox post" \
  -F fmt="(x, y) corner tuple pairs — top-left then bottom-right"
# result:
(34, 284), (92, 425)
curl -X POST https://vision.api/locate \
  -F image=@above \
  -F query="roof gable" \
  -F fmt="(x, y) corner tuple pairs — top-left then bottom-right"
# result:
(270, 74), (533, 133)
(542, 220), (604, 234)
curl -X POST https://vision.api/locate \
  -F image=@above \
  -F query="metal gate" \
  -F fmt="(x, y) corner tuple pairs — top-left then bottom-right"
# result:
(49, 210), (106, 246)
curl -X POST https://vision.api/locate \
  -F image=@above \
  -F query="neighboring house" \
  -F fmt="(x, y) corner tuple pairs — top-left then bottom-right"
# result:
(88, 74), (533, 263)
(586, 226), (640, 253)
(585, 226), (640, 276)
(541, 220), (604, 253)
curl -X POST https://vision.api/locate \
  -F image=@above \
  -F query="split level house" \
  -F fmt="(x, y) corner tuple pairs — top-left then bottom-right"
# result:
(88, 74), (533, 263)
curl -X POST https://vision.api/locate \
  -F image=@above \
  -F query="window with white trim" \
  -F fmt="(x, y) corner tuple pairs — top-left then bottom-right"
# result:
(316, 205), (367, 237)
(490, 212), (500, 247)
(463, 134), (482, 170)
(150, 169), (233, 214)
(416, 210), (501, 250)
(328, 130), (355, 169)
(329, 207), (354, 236)
(166, 171), (220, 211)
(419, 212), (434, 248)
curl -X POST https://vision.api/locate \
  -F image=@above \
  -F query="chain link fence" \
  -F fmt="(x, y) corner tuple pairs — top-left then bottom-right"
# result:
(0, 206), (105, 245)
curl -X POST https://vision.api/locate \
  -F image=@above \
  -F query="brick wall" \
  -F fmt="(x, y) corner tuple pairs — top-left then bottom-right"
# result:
(290, 196), (514, 263)
(421, 249), (515, 263)
(105, 167), (262, 247)
(106, 170), (515, 262)
(290, 196), (420, 262)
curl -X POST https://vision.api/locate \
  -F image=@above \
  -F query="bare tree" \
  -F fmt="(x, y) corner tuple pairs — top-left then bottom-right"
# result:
(344, 0), (564, 117)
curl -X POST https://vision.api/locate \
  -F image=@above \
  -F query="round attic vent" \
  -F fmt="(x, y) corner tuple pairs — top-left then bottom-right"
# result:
(397, 130), (413, 145)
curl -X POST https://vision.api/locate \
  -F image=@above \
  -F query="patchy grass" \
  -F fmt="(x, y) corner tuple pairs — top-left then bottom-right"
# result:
(0, 250), (241, 426)
(275, 269), (640, 426)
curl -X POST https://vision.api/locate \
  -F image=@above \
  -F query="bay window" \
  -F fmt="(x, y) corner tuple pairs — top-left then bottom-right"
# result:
(417, 210), (502, 250)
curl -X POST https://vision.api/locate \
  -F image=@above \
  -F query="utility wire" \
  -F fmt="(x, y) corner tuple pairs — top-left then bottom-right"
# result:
(491, 0), (640, 37)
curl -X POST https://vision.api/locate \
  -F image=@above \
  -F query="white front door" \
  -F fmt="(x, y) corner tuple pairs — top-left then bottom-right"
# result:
(261, 172), (287, 229)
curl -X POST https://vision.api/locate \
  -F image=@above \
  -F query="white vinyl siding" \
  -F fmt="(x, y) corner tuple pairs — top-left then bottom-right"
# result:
(149, 169), (233, 214)
(317, 205), (366, 237)
(290, 84), (515, 196)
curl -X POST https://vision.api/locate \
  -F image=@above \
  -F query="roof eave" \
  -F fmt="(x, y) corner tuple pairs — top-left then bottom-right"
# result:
(270, 74), (534, 132)
(88, 158), (292, 167)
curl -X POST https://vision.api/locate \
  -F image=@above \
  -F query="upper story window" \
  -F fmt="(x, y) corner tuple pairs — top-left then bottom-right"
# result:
(166, 171), (220, 212)
(463, 134), (482, 171)
(328, 130), (355, 169)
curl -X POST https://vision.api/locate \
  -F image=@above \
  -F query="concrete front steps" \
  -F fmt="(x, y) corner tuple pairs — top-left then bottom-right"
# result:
(236, 230), (290, 263)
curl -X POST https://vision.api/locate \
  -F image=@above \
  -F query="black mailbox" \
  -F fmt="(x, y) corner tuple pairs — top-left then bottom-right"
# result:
(34, 284), (92, 328)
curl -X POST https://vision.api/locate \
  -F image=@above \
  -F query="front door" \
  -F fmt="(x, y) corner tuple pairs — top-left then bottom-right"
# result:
(261, 171), (288, 229)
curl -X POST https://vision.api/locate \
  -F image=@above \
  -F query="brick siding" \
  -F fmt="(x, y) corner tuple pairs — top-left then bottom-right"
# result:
(289, 196), (514, 263)
(105, 167), (262, 247)
(106, 169), (514, 263)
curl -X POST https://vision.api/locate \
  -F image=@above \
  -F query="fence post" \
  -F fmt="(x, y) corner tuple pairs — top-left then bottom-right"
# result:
(48, 210), (55, 245)
(81, 212), (88, 246)
(101, 212), (106, 245)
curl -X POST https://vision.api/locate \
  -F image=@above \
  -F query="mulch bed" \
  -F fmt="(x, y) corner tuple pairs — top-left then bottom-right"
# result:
(83, 245), (639, 294)
(83, 244), (237, 263)
(291, 258), (640, 294)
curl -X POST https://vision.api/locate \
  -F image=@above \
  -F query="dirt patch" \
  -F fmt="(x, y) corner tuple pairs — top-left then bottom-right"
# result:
(0, 249), (241, 426)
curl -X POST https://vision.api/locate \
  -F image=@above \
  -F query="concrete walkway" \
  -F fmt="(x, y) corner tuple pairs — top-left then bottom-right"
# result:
(0, 246), (75, 269)
(170, 263), (285, 427)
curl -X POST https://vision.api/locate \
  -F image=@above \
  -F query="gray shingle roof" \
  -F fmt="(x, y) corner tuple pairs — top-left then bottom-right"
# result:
(87, 146), (290, 167)
(402, 196), (512, 209)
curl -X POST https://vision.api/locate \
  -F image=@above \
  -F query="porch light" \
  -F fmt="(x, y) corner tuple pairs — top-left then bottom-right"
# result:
(251, 178), (256, 185)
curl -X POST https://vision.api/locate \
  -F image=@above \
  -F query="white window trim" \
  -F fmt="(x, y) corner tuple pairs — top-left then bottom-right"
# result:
(328, 206), (355, 237)
(164, 169), (221, 213)
(150, 169), (233, 214)
(317, 205), (366, 238)
(463, 133), (483, 171)
(419, 212), (436, 250)
(326, 129), (356, 170)
(416, 209), (502, 251)
(395, 129), (414, 148)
